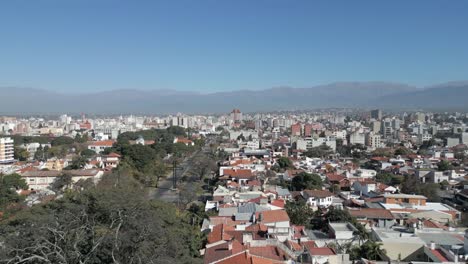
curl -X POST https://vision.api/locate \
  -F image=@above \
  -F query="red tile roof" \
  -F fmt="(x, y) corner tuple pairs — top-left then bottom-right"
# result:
(308, 247), (336, 256)
(223, 169), (254, 179)
(301, 241), (317, 251)
(348, 208), (394, 219)
(256, 210), (290, 223)
(204, 240), (245, 264)
(207, 224), (234, 244)
(270, 199), (285, 209)
(326, 173), (346, 182)
(248, 245), (286, 261)
(89, 140), (115, 147)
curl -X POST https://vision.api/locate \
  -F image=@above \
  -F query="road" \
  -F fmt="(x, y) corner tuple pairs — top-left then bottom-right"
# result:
(149, 155), (192, 202)
(149, 138), (215, 203)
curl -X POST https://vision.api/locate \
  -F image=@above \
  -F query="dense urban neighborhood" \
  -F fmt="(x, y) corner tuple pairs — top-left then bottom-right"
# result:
(0, 108), (467, 263)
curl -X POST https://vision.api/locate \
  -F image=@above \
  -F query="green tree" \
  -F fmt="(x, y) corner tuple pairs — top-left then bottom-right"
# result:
(375, 172), (393, 185)
(74, 133), (89, 143)
(437, 160), (453, 171)
(360, 241), (386, 260)
(277, 157), (293, 169)
(80, 148), (96, 158)
(51, 136), (75, 146)
(49, 173), (73, 194)
(401, 174), (419, 194)
(395, 147), (412, 156)
(401, 175), (440, 202)
(34, 145), (48, 161)
(65, 156), (88, 170)
(305, 144), (333, 158)
(372, 148), (393, 157)
(14, 146), (29, 161)
(285, 200), (315, 226)
(167, 126), (187, 137)
(47, 145), (68, 158)
(291, 172), (322, 191)
(0, 174), (28, 210)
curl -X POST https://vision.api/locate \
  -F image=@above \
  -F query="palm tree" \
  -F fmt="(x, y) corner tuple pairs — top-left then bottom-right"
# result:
(361, 241), (386, 260)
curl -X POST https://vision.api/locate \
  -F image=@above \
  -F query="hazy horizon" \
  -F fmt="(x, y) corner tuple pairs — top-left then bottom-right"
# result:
(1, 0), (468, 93)
(3, 79), (467, 95)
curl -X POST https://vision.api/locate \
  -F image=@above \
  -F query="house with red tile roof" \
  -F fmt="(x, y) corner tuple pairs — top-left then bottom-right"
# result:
(222, 169), (255, 185)
(204, 239), (245, 264)
(326, 173), (350, 190)
(87, 140), (115, 153)
(347, 208), (395, 228)
(255, 210), (291, 242)
(303, 247), (338, 264)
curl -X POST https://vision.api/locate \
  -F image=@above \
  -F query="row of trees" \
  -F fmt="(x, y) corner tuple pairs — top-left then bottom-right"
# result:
(102, 127), (201, 187)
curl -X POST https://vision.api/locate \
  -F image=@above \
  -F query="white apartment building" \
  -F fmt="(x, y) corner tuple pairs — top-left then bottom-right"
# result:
(366, 133), (382, 149)
(0, 137), (14, 164)
(349, 132), (366, 145)
(296, 137), (337, 151)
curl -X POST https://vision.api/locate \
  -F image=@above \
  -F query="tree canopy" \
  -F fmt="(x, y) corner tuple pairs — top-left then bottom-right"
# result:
(0, 174), (28, 211)
(290, 172), (323, 191)
(277, 157), (293, 169)
(0, 173), (203, 264)
(304, 144), (333, 158)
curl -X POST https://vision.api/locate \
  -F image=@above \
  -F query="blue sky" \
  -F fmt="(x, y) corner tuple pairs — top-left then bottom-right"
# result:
(1, 0), (467, 93)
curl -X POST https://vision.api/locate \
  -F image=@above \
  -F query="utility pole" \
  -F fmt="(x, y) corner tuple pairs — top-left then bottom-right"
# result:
(172, 159), (177, 189)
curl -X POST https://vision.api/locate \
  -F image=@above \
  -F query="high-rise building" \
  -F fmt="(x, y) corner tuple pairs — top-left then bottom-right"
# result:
(0, 137), (14, 164)
(462, 132), (468, 145)
(230, 109), (243, 123)
(370, 109), (382, 120)
(304, 123), (313, 137)
(291, 123), (301, 136)
(366, 133), (382, 149)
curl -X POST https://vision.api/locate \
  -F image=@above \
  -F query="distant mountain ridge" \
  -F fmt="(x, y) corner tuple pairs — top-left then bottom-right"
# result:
(1, 81), (467, 114)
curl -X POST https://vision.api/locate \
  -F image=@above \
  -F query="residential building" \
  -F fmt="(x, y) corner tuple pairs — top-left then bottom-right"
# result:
(382, 193), (427, 206)
(230, 109), (242, 124)
(21, 169), (104, 190)
(349, 132), (365, 145)
(291, 123), (302, 136)
(328, 222), (357, 240)
(255, 210), (291, 242)
(0, 137), (14, 164)
(301, 189), (334, 209)
(366, 133), (382, 149)
(88, 140), (115, 153)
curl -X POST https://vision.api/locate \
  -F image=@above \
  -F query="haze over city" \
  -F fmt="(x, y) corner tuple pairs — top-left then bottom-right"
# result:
(1, 1), (468, 264)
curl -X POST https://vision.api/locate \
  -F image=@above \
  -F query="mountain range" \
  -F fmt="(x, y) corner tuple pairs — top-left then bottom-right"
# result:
(1, 81), (467, 114)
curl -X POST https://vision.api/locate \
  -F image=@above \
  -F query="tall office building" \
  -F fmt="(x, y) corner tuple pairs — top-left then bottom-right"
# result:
(370, 109), (382, 120)
(230, 109), (243, 123)
(0, 137), (14, 164)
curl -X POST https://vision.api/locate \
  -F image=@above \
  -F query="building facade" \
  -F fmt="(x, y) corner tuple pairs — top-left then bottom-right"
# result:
(0, 137), (14, 164)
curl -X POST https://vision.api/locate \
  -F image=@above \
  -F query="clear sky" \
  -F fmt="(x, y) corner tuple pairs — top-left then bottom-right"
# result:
(1, 0), (467, 93)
